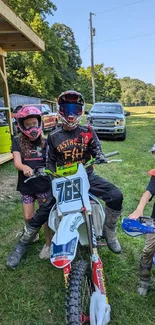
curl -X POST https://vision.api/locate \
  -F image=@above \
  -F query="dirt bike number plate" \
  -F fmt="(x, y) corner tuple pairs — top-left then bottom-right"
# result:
(52, 164), (91, 215)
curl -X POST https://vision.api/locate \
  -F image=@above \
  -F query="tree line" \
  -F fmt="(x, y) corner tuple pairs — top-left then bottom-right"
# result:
(1, 1), (154, 107)
(120, 77), (155, 107)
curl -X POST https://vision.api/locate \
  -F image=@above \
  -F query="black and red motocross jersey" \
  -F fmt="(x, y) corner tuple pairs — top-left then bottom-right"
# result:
(47, 125), (103, 174)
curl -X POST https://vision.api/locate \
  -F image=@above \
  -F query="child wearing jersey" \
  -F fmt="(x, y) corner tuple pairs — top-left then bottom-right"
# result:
(12, 106), (51, 259)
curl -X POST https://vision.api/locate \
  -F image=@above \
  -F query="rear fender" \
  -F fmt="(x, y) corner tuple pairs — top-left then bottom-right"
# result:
(50, 212), (87, 268)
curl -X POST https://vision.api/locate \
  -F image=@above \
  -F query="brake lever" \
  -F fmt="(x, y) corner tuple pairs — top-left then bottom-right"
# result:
(24, 175), (38, 183)
(107, 159), (122, 163)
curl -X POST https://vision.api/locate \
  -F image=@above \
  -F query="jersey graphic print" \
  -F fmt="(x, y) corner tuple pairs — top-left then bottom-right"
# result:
(56, 130), (93, 165)
(25, 146), (43, 161)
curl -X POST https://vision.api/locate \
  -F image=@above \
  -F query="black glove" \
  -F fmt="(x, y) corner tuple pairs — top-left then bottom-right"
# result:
(95, 153), (107, 164)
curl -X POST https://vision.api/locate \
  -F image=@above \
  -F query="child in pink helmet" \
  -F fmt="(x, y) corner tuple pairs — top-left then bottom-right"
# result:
(12, 105), (51, 259)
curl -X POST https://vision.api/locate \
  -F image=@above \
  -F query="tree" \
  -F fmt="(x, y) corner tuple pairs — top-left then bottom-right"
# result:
(5, 0), (58, 98)
(5, 0), (56, 23)
(104, 68), (121, 102)
(120, 77), (155, 106)
(51, 23), (82, 92)
(75, 67), (92, 102)
(76, 64), (121, 103)
(4, 1), (82, 99)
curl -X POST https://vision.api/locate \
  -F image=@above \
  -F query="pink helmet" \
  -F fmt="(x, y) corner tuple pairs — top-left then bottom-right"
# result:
(57, 90), (85, 130)
(17, 106), (42, 140)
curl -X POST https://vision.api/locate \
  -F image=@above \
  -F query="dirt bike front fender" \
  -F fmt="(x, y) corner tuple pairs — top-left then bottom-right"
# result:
(50, 212), (87, 268)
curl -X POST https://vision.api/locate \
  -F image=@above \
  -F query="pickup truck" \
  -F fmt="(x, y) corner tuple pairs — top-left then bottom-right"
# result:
(86, 102), (130, 141)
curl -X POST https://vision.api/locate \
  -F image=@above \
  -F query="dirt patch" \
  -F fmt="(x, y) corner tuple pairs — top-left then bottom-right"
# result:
(0, 173), (19, 201)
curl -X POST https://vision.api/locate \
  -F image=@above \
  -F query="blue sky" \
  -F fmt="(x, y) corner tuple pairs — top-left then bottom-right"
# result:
(48, 0), (155, 84)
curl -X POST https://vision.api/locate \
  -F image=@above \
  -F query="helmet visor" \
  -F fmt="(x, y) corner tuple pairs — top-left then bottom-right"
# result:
(59, 103), (83, 117)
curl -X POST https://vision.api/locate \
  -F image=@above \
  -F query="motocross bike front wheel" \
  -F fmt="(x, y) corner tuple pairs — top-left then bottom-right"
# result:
(66, 259), (94, 325)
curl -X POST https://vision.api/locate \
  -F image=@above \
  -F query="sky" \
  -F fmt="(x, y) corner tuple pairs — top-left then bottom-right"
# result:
(47, 0), (155, 85)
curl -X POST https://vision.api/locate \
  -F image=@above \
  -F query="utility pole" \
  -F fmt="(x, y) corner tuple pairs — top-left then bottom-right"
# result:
(89, 12), (95, 104)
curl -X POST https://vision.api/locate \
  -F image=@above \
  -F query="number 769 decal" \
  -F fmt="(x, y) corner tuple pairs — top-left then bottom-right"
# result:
(56, 178), (82, 204)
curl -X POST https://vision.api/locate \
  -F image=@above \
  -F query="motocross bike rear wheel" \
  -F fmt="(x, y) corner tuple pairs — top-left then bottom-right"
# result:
(66, 259), (94, 325)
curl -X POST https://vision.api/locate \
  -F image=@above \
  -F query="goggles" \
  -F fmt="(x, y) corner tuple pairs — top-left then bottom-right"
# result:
(59, 103), (83, 116)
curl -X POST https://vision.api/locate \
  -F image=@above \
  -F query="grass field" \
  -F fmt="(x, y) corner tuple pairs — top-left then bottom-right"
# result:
(1, 113), (155, 324)
(125, 106), (155, 114)
(85, 104), (155, 114)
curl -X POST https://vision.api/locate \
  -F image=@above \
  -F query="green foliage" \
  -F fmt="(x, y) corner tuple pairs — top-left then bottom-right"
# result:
(120, 77), (155, 106)
(76, 64), (121, 103)
(3, 1), (127, 107)
(4, 1), (81, 99)
(5, 0), (57, 22)
(51, 23), (82, 93)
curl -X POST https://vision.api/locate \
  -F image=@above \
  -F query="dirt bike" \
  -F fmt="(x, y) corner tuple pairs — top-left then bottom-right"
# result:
(26, 151), (121, 325)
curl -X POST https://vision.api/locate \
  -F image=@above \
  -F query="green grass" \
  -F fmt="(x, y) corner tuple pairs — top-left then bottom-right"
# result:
(125, 106), (155, 114)
(1, 114), (155, 324)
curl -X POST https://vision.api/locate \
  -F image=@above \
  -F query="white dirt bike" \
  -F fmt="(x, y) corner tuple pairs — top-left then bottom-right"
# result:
(29, 151), (121, 325)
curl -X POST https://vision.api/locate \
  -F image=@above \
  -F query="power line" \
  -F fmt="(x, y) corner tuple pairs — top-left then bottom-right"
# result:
(81, 44), (90, 55)
(81, 29), (98, 56)
(95, 0), (151, 15)
(81, 0), (153, 57)
(81, 31), (155, 56)
(94, 31), (155, 44)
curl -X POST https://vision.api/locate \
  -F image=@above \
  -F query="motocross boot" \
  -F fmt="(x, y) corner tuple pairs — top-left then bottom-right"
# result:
(6, 225), (40, 269)
(137, 257), (152, 296)
(102, 205), (121, 254)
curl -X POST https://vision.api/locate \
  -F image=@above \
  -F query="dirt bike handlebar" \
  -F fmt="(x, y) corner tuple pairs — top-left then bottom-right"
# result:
(24, 151), (121, 183)
(104, 151), (119, 158)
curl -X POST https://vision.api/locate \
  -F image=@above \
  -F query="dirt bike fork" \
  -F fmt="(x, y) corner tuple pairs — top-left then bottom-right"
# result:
(92, 255), (109, 303)
(84, 211), (109, 302)
(63, 264), (72, 287)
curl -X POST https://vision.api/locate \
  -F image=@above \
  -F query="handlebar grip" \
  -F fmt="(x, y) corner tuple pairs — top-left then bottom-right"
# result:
(105, 151), (119, 158)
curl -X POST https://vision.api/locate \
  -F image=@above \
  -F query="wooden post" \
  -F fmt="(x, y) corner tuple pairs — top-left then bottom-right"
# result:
(0, 49), (13, 135)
